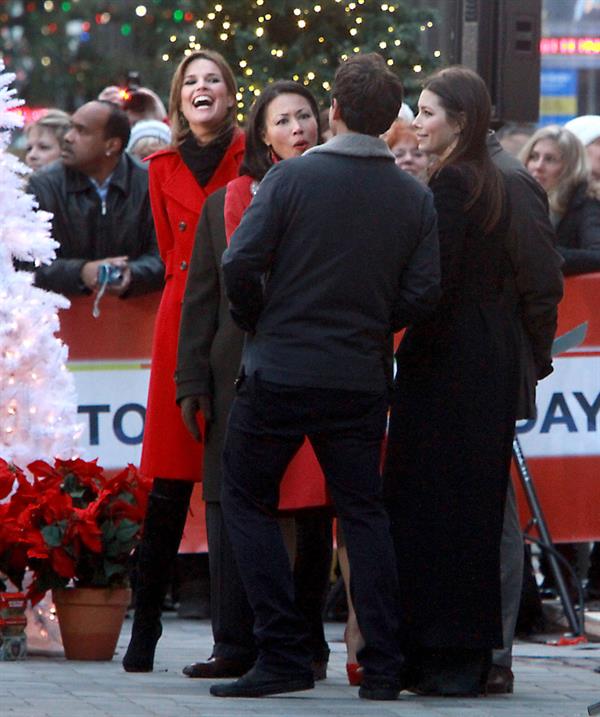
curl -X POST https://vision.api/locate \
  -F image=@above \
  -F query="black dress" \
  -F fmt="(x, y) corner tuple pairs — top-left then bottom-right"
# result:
(383, 164), (520, 671)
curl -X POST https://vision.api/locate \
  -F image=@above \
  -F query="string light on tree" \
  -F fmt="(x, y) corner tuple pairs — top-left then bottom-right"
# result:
(0, 63), (81, 469)
(8, 1), (439, 117)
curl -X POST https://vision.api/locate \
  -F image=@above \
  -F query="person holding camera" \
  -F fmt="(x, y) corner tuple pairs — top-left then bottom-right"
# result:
(27, 99), (164, 298)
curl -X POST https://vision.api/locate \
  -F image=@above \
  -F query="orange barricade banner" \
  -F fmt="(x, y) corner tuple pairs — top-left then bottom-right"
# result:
(513, 273), (600, 542)
(58, 275), (600, 547)
(58, 292), (206, 552)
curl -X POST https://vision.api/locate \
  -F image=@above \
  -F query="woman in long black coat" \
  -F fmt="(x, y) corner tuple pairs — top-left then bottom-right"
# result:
(383, 67), (520, 696)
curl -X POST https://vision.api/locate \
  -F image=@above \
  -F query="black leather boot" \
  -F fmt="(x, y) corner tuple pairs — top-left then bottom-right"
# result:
(122, 479), (192, 672)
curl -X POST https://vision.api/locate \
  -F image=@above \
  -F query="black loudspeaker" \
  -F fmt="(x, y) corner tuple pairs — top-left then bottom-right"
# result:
(458, 0), (541, 124)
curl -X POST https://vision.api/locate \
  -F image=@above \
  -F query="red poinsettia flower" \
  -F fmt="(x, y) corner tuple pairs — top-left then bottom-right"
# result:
(0, 458), (17, 500)
(0, 456), (150, 603)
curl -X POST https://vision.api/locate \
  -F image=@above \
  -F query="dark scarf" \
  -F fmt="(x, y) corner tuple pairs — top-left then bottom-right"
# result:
(179, 126), (234, 187)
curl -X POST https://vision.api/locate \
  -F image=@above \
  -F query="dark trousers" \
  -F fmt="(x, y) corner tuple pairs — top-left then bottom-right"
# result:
(206, 502), (333, 664)
(221, 374), (402, 682)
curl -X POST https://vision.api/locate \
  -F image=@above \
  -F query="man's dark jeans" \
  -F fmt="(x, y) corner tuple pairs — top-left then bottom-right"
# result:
(221, 373), (403, 684)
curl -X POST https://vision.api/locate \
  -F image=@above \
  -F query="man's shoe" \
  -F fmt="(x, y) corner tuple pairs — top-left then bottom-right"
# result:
(484, 665), (514, 694)
(210, 665), (314, 698)
(182, 656), (254, 679)
(359, 681), (400, 701)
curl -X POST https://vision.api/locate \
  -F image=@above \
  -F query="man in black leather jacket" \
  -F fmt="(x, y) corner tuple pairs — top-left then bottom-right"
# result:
(27, 100), (163, 297)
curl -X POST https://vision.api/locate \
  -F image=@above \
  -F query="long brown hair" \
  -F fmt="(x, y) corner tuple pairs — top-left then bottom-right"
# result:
(423, 66), (504, 234)
(168, 50), (237, 146)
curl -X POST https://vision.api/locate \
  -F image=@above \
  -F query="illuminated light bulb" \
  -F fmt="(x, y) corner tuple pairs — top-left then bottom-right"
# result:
(196, 20), (204, 28)
(236, 91), (243, 100)
(356, 17), (363, 23)
(381, 3), (388, 8)
(298, 19), (306, 28)
(413, 64), (422, 72)
(237, 101), (244, 108)
(220, 33), (228, 40)
(427, 20), (433, 27)
(434, 49), (441, 57)
(223, 21), (230, 28)
(245, 68), (253, 75)
(318, 36), (325, 42)
(265, 13), (272, 19)
(254, 89), (261, 96)
(170, 34), (177, 41)
(353, 46), (360, 53)
(322, 81), (331, 90)
(349, 28), (357, 35)
(292, 74), (300, 81)
(256, 0), (264, 4)
(420, 25), (425, 31)
(208, 12), (216, 20)
(237, 113), (244, 121)
(293, 7), (302, 15)
(314, 4), (322, 11)
(394, 39), (401, 46)
(239, 59), (247, 67)
(135, 5), (147, 17)
(276, 49), (283, 57)
(215, 3), (223, 9)
(258, 15), (264, 21)
(44, 1), (54, 10)
(387, 59), (394, 65)
(162, 54), (170, 61)
(379, 41), (387, 48)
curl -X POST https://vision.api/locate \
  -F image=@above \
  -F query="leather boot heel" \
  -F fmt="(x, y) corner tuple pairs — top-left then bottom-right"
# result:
(123, 622), (163, 672)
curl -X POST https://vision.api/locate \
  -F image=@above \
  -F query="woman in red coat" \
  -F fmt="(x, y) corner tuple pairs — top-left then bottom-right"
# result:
(123, 49), (244, 673)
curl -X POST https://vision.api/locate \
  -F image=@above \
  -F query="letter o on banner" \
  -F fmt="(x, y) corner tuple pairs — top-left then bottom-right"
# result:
(113, 403), (146, 445)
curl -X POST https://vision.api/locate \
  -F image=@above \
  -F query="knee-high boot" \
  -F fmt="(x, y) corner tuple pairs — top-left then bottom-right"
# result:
(122, 478), (193, 672)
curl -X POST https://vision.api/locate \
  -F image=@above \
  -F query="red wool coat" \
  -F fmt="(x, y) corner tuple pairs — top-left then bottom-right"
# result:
(140, 130), (245, 481)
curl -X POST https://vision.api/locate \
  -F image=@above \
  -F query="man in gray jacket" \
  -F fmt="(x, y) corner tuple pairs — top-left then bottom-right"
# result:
(212, 54), (440, 701)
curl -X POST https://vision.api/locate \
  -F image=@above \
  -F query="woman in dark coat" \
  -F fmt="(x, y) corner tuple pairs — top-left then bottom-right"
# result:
(175, 81), (332, 681)
(519, 125), (600, 276)
(123, 50), (244, 673)
(383, 66), (520, 696)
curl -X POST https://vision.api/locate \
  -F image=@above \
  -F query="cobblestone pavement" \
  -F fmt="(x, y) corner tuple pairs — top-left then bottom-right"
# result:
(3, 614), (600, 717)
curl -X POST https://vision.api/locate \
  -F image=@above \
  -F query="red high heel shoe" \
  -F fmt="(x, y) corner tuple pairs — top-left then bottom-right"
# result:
(346, 662), (364, 686)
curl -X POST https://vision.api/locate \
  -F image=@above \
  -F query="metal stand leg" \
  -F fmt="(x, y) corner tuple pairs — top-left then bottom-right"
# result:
(512, 436), (583, 636)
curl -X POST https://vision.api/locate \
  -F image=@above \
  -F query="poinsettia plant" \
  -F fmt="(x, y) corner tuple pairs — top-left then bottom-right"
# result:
(0, 457), (151, 603)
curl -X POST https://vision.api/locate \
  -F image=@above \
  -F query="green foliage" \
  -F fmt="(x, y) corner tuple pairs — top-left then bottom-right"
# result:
(4, 0), (438, 114)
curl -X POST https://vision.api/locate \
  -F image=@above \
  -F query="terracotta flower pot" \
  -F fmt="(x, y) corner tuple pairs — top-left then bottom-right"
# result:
(53, 586), (131, 661)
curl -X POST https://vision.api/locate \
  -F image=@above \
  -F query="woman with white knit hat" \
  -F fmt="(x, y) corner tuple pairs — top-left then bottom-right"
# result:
(565, 114), (600, 182)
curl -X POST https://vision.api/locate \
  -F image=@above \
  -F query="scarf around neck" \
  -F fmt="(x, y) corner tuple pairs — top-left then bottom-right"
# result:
(179, 126), (234, 187)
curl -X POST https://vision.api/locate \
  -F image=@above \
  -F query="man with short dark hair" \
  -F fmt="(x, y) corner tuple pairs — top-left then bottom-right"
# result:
(28, 100), (163, 297)
(211, 54), (440, 701)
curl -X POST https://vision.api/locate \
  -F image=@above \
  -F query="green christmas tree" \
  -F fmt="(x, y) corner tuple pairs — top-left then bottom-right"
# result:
(3, 0), (439, 115)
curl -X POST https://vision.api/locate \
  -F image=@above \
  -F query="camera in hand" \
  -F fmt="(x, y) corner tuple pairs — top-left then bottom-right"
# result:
(97, 263), (123, 286)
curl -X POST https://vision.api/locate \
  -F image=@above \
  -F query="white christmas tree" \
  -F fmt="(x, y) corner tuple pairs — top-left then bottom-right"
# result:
(0, 61), (81, 467)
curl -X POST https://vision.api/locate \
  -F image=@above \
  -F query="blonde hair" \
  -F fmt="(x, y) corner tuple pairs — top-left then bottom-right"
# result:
(168, 50), (237, 146)
(519, 125), (589, 214)
(25, 108), (71, 147)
